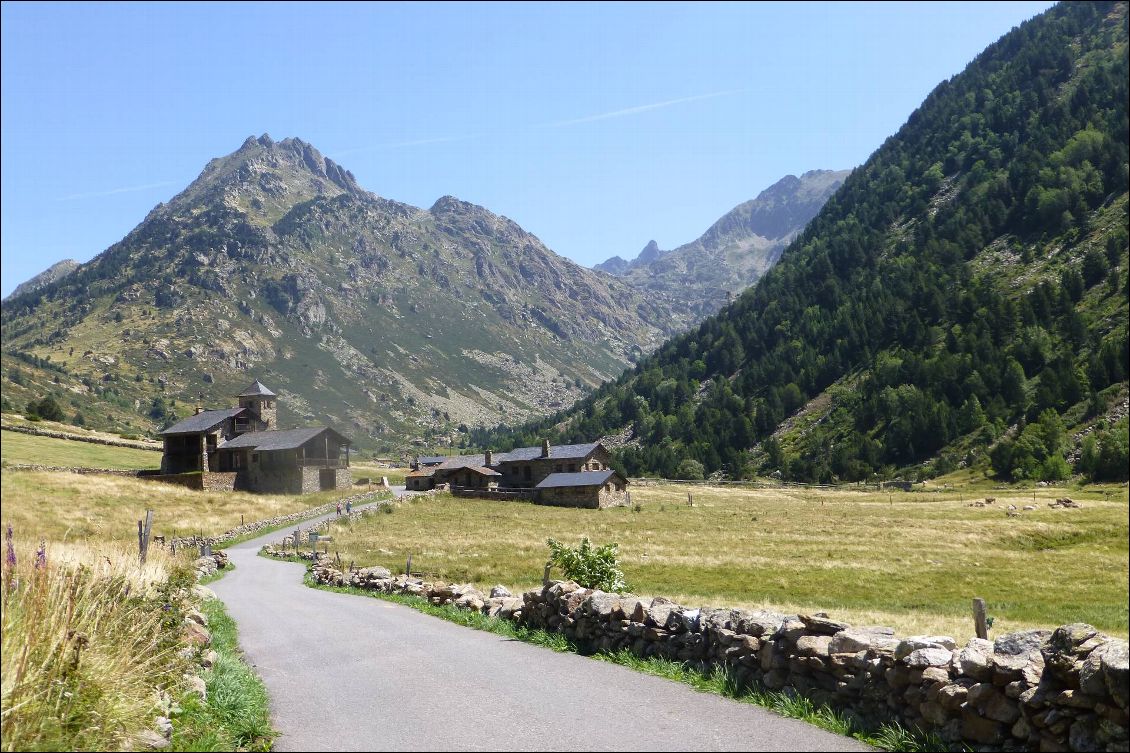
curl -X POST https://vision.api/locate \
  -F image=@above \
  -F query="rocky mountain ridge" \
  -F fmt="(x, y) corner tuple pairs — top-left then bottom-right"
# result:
(594, 169), (850, 322)
(0, 135), (682, 453)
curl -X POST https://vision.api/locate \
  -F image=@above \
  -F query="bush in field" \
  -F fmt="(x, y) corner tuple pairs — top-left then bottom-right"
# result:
(546, 537), (627, 593)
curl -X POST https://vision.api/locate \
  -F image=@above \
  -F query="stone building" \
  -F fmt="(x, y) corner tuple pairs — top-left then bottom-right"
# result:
(158, 379), (352, 493)
(410, 439), (627, 507)
(534, 469), (628, 509)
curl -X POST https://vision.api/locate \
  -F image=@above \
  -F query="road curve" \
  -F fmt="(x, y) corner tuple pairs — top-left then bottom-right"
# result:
(211, 495), (871, 752)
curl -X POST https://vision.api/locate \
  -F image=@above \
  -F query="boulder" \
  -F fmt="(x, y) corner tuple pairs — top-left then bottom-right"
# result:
(191, 584), (217, 600)
(358, 566), (392, 580)
(489, 585), (512, 599)
(830, 629), (873, 655)
(957, 638), (995, 681)
(181, 620), (211, 647)
(736, 609), (786, 637)
(796, 635), (833, 658)
(586, 592), (622, 619)
(183, 673), (207, 701)
(646, 598), (677, 628)
(995, 629), (1053, 657)
(897, 635), (957, 660)
(905, 647), (953, 668)
(134, 730), (170, 750)
(185, 609), (208, 627)
(200, 649), (219, 669)
(799, 613), (851, 635)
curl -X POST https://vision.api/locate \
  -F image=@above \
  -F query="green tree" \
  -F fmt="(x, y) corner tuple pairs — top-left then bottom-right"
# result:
(676, 457), (705, 481)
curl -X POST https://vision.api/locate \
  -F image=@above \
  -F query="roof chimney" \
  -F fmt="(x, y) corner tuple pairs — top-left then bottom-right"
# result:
(195, 406), (204, 415)
(541, 439), (551, 458)
(485, 449), (493, 467)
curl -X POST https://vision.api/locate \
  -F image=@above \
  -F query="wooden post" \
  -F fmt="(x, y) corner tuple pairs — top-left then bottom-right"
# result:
(241, 514), (245, 527)
(405, 553), (413, 576)
(687, 491), (693, 507)
(138, 509), (154, 565)
(973, 597), (989, 640)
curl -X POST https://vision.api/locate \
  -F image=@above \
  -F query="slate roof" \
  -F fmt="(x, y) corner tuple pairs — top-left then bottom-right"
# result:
(417, 455), (448, 466)
(437, 454), (487, 469)
(160, 408), (245, 435)
(406, 469), (435, 478)
(447, 465), (501, 477)
(219, 427), (350, 451)
(494, 442), (601, 463)
(535, 470), (621, 489)
(238, 380), (277, 398)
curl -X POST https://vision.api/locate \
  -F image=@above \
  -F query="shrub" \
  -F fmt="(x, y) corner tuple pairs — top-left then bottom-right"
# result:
(546, 537), (627, 592)
(676, 458), (705, 481)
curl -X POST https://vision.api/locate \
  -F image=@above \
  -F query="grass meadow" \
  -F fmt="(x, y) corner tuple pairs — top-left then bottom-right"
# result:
(318, 482), (1128, 642)
(0, 470), (362, 546)
(1, 428), (161, 469)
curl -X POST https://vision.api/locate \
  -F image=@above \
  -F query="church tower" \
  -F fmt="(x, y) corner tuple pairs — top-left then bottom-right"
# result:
(237, 379), (277, 431)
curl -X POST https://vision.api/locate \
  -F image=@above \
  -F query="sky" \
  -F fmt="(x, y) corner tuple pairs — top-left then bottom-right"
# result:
(0, 1), (1056, 297)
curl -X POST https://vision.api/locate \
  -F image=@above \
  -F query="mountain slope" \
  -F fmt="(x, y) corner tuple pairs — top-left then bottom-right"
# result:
(6, 259), (80, 301)
(0, 136), (680, 453)
(482, 1), (1130, 483)
(594, 170), (850, 324)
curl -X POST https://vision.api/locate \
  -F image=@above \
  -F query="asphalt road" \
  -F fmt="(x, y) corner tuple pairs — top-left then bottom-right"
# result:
(211, 493), (871, 752)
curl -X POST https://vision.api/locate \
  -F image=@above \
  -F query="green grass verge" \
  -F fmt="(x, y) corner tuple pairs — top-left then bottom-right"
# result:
(171, 594), (275, 752)
(302, 571), (947, 751)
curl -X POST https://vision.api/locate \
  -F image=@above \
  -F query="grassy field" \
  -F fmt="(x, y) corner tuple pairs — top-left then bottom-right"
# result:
(1, 428), (161, 469)
(0, 470), (362, 545)
(348, 462), (411, 486)
(318, 482), (1128, 642)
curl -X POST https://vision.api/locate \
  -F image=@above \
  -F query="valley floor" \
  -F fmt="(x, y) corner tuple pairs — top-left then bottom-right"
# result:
(315, 482), (1129, 642)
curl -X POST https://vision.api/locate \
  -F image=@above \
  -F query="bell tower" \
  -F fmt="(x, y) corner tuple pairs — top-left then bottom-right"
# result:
(237, 379), (277, 431)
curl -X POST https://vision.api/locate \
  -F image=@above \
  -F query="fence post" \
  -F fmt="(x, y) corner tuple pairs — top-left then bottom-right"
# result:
(138, 509), (154, 565)
(972, 597), (989, 640)
(405, 553), (413, 577)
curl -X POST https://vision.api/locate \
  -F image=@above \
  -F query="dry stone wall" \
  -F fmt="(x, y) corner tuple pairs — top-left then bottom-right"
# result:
(1, 423), (162, 451)
(305, 564), (1129, 752)
(167, 488), (392, 550)
(4, 463), (142, 477)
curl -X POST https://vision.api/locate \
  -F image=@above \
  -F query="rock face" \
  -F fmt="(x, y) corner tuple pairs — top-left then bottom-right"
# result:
(307, 558), (1130, 753)
(0, 134), (685, 453)
(594, 169), (850, 327)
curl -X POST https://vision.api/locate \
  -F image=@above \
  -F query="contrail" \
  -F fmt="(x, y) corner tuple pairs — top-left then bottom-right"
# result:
(541, 90), (742, 127)
(57, 180), (179, 201)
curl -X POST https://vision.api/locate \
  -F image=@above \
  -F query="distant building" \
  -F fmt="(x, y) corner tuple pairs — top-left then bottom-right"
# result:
(158, 380), (352, 493)
(411, 439), (627, 508)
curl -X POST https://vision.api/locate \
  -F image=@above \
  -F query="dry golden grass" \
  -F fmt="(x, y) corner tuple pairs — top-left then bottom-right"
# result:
(320, 482), (1128, 642)
(0, 470), (358, 544)
(1, 538), (190, 751)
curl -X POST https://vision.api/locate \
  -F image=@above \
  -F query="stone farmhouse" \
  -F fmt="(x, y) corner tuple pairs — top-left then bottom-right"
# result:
(158, 380), (352, 493)
(407, 439), (628, 508)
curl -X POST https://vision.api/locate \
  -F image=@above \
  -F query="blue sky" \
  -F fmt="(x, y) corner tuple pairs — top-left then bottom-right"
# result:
(1, 1), (1055, 297)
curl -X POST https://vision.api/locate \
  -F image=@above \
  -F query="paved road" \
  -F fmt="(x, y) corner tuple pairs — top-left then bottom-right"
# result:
(212, 492), (871, 752)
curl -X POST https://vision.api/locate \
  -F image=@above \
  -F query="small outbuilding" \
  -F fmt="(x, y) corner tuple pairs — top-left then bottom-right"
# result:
(405, 468), (435, 491)
(535, 469), (628, 509)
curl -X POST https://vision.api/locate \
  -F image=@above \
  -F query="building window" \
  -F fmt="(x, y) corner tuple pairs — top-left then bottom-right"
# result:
(569, 464), (578, 472)
(523, 466), (531, 481)
(555, 464), (562, 472)
(252, 453), (259, 464)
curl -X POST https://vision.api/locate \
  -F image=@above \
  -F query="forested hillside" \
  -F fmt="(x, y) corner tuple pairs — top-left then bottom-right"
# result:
(479, 1), (1130, 483)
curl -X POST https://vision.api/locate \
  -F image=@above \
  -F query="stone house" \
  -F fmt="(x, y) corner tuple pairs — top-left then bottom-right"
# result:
(535, 469), (628, 509)
(409, 439), (626, 507)
(158, 379), (352, 493)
